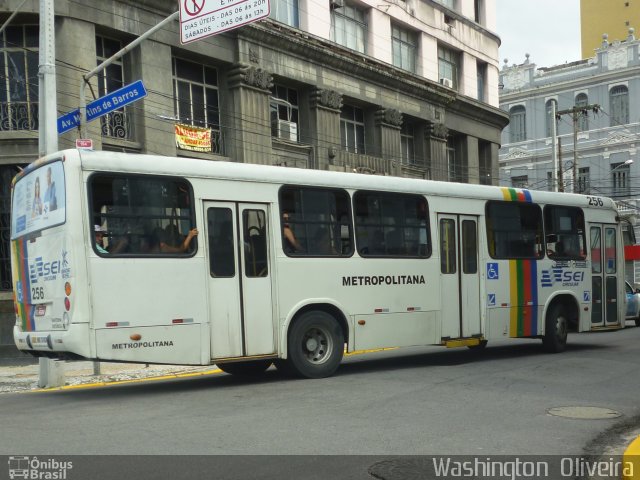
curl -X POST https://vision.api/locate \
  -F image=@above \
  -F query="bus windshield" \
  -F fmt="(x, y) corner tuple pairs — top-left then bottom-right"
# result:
(11, 160), (66, 239)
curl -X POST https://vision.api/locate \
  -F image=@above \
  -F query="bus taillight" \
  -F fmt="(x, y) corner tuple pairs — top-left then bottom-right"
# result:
(65, 282), (72, 296)
(64, 298), (70, 311)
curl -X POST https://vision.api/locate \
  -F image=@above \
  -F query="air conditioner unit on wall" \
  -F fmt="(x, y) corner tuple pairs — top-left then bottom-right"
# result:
(439, 78), (453, 88)
(272, 119), (298, 142)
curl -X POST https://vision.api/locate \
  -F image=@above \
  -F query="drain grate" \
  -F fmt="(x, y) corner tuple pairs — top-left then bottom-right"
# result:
(547, 406), (621, 420)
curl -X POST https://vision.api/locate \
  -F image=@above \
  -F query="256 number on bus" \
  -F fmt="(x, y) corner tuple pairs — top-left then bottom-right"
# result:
(31, 286), (45, 301)
(587, 196), (604, 207)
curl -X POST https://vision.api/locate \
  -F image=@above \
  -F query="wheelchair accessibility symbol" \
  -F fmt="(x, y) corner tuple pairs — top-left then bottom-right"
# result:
(487, 263), (499, 280)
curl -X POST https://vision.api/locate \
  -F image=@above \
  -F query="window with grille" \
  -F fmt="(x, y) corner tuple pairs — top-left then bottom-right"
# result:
(172, 57), (222, 154)
(0, 25), (38, 131)
(577, 167), (590, 194)
(96, 36), (130, 140)
(611, 162), (630, 197)
(331, 3), (367, 53)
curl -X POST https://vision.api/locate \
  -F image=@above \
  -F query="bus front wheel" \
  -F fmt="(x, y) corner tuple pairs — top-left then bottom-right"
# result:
(283, 310), (344, 379)
(216, 360), (272, 376)
(542, 304), (568, 353)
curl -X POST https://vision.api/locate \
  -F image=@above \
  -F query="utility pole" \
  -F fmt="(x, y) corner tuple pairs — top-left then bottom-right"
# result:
(39, 0), (58, 156)
(557, 138), (563, 192)
(556, 104), (600, 193)
(551, 100), (558, 191)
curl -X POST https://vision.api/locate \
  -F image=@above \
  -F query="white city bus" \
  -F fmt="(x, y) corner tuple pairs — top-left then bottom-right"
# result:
(10, 149), (625, 378)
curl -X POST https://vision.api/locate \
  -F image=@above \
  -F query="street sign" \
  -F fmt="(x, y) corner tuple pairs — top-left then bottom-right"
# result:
(179, 0), (270, 44)
(76, 139), (93, 150)
(57, 80), (148, 135)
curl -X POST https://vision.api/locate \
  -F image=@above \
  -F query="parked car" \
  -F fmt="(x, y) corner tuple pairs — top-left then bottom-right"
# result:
(625, 281), (640, 326)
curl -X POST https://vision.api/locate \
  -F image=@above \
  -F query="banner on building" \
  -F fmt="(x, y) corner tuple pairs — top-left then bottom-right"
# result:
(175, 124), (212, 152)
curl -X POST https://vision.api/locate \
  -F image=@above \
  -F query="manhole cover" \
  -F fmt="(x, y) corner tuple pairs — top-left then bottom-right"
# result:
(547, 406), (621, 419)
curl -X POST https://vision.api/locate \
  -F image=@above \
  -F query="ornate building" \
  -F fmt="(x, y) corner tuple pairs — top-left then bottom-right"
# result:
(0, 0), (506, 290)
(499, 30), (640, 281)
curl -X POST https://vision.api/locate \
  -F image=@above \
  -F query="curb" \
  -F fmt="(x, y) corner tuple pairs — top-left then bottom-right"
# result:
(623, 435), (640, 480)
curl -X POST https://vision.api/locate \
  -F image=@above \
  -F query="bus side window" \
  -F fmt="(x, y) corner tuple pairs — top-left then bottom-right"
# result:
(543, 205), (586, 260)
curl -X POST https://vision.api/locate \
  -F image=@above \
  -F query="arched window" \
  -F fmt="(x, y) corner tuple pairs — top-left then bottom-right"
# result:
(509, 106), (526, 143)
(610, 86), (629, 126)
(575, 93), (589, 131)
(545, 99), (557, 137)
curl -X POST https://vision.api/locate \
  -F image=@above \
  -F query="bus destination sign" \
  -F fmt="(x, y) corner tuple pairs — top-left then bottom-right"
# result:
(179, 0), (270, 44)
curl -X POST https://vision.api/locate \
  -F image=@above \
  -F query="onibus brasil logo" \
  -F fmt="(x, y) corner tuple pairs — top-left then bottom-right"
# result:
(8, 456), (73, 479)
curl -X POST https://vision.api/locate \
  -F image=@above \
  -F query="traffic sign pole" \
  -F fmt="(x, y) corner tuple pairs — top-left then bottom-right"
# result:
(78, 11), (179, 139)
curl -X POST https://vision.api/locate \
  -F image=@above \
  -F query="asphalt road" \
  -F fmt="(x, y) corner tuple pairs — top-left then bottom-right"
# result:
(1, 323), (639, 479)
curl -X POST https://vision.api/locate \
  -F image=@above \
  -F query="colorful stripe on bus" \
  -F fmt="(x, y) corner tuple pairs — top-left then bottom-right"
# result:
(12, 238), (34, 331)
(501, 188), (539, 337)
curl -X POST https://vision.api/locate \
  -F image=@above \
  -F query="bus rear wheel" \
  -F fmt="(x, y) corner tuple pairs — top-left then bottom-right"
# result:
(283, 310), (344, 379)
(542, 304), (568, 353)
(216, 360), (272, 376)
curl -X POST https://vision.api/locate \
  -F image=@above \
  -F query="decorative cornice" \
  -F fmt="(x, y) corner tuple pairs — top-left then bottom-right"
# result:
(375, 108), (403, 127)
(239, 21), (457, 108)
(427, 122), (448, 140)
(310, 88), (342, 110)
(227, 64), (273, 91)
(505, 148), (529, 159)
(601, 131), (637, 146)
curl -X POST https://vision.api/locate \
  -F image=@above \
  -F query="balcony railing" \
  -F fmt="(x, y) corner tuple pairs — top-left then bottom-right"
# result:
(0, 102), (38, 131)
(101, 109), (131, 140)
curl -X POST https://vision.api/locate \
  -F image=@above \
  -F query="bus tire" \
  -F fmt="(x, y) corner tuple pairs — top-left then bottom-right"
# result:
(542, 304), (568, 353)
(635, 317), (640, 327)
(216, 360), (272, 376)
(285, 310), (344, 379)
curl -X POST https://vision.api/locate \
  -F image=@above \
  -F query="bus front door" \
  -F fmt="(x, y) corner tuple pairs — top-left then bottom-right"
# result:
(590, 224), (620, 327)
(204, 201), (274, 359)
(438, 214), (482, 339)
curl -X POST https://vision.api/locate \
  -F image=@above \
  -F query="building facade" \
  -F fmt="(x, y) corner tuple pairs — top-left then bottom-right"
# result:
(0, 0), (507, 293)
(581, 0), (640, 59)
(498, 31), (640, 281)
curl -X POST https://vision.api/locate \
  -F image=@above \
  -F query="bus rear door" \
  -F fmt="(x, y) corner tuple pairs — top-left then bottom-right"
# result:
(204, 201), (274, 359)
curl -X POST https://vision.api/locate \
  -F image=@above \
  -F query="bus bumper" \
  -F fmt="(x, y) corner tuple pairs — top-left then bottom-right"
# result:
(13, 323), (92, 359)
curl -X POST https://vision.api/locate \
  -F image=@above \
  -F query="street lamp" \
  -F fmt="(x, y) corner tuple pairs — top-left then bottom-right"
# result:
(613, 159), (634, 169)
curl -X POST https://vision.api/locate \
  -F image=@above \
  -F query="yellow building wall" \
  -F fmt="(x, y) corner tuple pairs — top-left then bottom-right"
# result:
(581, 0), (640, 58)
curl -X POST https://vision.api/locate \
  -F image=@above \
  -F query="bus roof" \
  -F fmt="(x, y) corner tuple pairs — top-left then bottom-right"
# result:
(52, 149), (618, 211)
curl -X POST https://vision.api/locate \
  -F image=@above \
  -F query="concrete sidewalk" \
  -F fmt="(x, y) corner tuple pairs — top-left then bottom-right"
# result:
(0, 359), (221, 393)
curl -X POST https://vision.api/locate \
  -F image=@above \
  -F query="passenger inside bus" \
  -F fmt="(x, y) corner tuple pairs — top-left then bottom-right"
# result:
(94, 225), (108, 254)
(138, 227), (198, 254)
(282, 211), (303, 253)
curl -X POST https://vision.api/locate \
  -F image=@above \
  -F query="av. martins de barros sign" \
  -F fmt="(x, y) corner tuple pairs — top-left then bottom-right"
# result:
(179, 0), (271, 44)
